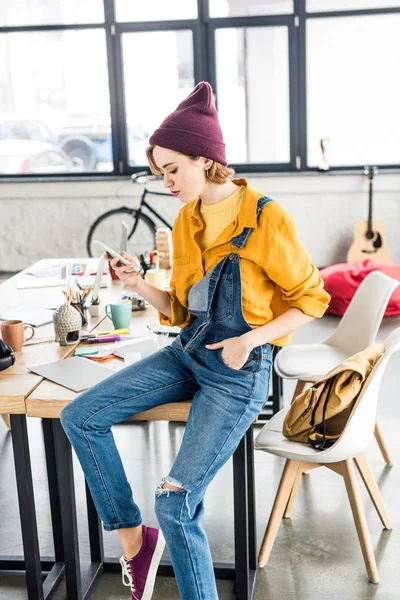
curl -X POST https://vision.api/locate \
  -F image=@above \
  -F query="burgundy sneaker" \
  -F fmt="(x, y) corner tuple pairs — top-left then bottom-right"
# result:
(120, 525), (165, 600)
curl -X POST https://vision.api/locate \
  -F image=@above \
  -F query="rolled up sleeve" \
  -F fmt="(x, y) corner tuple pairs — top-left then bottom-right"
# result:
(158, 261), (191, 328)
(158, 287), (191, 327)
(157, 213), (193, 328)
(263, 210), (330, 318)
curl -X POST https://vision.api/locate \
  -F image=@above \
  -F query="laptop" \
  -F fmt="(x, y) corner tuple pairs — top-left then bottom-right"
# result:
(29, 356), (114, 392)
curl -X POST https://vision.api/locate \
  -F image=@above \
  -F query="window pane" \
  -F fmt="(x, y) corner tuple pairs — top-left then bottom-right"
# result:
(122, 31), (194, 166)
(215, 27), (290, 164)
(0, 30), (112, 174)
(307, 14), (400, 166)
(307, 0), (400, 11)
(210, 0), (293, 18)
(0, 0), (104, 26)
(116, 0), (197, 22)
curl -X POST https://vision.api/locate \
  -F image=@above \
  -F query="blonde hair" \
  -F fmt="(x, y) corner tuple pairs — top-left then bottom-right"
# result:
(146, 145), (235, 185)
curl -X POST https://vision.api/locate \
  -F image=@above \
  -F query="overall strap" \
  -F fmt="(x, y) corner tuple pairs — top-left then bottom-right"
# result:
(231, 196), (274, 250)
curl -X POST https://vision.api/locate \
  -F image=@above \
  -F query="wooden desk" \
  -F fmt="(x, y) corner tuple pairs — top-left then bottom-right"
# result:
(1, 259), (262, 600)
(0, 259), (121, 418)
(0, 259), (122, 599)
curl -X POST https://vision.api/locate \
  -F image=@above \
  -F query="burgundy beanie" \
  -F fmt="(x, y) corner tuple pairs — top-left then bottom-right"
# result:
(149, 81), (227, 166)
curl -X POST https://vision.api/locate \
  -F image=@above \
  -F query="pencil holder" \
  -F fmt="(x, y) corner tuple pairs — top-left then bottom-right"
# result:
(71, 302), (88, 326)
(53, 302), (82, 346)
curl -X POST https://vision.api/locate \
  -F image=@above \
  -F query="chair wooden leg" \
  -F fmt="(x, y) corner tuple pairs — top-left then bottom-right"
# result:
(258, 459), (301, 567)
(291, 380), (309, 404)
(354, 453), (392, 530)
(374, 421), (392, 465)
(284, 462), (322, 518)
(1, 414), (11, 429)
(340, 459), (379, 583)
(284, 468), (302, 519)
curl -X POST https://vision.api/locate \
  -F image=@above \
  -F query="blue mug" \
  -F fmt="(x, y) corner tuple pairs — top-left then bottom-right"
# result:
(105, 300), (132, 329)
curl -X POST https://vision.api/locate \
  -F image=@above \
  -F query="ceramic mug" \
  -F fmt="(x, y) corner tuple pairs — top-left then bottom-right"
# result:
(105, 300), (132, 329)
(144, 268), (166, 290)
(0, 319), (35, 352)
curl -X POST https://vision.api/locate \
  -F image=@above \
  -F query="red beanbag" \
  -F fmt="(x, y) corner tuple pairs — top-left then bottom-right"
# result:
(320, 260), (400, 317)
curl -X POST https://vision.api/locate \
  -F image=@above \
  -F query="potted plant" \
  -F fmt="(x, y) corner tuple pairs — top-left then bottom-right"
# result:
(88, 295), (102, 317)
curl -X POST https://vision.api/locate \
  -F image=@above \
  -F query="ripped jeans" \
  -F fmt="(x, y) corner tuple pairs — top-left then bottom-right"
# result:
(61, 336), (272, 599)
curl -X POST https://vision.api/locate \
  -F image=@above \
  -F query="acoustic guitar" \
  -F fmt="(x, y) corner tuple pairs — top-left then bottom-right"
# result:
(347, 166), (390, 263)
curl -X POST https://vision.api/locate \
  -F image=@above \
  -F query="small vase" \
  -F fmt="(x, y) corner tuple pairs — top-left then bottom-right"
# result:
(88, 304), (102, 317)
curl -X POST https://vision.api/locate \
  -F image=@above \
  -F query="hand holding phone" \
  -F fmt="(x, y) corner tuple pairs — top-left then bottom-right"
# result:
(93, 240), (131, 266)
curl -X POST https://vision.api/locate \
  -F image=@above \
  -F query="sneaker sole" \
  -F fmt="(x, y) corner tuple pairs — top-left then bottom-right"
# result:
(142, 530), (166, 600)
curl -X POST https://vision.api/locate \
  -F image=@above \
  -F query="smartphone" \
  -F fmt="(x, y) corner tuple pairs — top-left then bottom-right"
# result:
(93, 240), (130, 266)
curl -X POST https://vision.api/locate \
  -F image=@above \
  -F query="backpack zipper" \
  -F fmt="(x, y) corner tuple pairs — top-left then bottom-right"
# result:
(301, 387), (316, 417)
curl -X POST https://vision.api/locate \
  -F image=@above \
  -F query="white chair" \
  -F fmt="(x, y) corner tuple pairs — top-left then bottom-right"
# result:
(275, 270), (399, 464)
(254, 327), (400, 583)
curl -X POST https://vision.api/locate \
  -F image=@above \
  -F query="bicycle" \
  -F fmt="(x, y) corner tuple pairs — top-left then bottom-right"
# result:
(86, 171), (173, 258)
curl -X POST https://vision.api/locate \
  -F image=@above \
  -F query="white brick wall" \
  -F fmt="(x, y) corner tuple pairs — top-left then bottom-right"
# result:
(2, 172), (400, 271)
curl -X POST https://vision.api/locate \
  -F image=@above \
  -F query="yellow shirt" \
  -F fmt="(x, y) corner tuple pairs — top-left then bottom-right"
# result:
(197, 185), (245, 255)
(159, 178), (330, 346)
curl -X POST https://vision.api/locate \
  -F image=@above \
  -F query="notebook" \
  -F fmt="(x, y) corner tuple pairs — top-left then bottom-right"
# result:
(0, 306), (55, 327)
(16, 277), (66, 289)
(16, 276), (109, 290)
(28, 356), (113, 392)
(112, 337), (159, 359)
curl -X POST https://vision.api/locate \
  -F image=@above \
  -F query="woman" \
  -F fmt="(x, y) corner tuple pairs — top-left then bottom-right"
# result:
(61, 82), (330, 600)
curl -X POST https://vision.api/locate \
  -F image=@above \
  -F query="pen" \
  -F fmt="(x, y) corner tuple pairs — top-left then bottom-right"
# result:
(88, 335), (121, 344)
(97, 328), (130, 336)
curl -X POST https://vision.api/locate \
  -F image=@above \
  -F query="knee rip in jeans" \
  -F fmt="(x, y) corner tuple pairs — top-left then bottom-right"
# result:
(155, 476), (193, 519)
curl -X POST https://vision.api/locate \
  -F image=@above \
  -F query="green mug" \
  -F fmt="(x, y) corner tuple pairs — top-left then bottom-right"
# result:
(105, 300), (132, 329)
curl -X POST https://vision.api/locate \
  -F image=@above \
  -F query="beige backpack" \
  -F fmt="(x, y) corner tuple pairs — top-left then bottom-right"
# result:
(282, 343), (385, 450)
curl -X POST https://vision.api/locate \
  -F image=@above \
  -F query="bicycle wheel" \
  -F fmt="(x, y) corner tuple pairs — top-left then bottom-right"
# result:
(87, 208), (157, 258)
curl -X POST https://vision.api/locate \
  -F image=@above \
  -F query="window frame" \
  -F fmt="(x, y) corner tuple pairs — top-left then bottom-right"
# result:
(0, 0), (399, 180)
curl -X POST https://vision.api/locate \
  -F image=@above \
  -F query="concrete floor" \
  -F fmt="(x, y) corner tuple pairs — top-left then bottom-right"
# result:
(1, 312), (400, 600)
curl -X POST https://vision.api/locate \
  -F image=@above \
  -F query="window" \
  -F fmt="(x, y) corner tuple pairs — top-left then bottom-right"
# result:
(215, 26), (290, 164)
(122, 30), (195, 167)
(0, 29), (112, 173)
(307, 13), (400, 166)
(0, 0), (104, 26)
(307, 0), (400, 11)
(210, 0), (293, 17)
(115, 0), (197, 22)
(1, 0), (400, 177)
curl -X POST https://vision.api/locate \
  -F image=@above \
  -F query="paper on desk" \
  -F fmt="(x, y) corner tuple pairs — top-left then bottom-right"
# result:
(25, 263), (64, 278)
(17, 274), (109, 290)
(0, 306), (55, 327)
(17, 277), (67, 289)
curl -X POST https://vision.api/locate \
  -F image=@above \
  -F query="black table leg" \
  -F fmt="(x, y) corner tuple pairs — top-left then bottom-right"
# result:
(42, 419), (64, 563)
(245, 426), (257, 571)
(51, 419), (103, 599)
(7, 414), (64, 600)
(272, 368), (283, 416)
(233, 432), (256, 600)
(10, 414), (44, 600)
(52, 419), (83, 600)
(85, 481), (104, 564)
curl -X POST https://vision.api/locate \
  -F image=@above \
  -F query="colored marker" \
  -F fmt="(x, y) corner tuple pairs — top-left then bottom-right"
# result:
(88, 335), (121, 344)
(97, 328), (130, 336)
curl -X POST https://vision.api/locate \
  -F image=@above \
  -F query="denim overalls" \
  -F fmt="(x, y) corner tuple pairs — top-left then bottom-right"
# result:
(61, 196), (274, 600)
